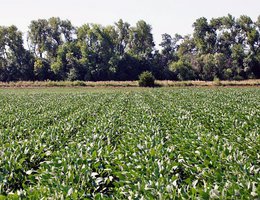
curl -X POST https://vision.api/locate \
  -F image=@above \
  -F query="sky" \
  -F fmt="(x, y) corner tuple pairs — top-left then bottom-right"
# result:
(0, 0), (259, 47)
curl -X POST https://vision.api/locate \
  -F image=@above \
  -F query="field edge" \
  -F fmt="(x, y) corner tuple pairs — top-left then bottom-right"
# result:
(0, 79), (259, 88)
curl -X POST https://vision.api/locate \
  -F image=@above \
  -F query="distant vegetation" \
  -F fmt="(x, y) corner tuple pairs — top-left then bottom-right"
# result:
(0, 14), (260, 82)
(0, 79), (259, 88)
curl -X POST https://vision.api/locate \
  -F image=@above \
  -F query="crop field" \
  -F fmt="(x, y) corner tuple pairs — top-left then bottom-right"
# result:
(0, 88), (259, 199)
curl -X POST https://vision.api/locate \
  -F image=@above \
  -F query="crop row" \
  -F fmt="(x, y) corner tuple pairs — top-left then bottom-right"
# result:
(0, 88), (259, 199)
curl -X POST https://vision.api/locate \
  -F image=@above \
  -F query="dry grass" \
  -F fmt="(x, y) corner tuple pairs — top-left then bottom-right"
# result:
(0, 80), (138, 88)
(157, 79), (260, 87)
(0, 79), (259, 88)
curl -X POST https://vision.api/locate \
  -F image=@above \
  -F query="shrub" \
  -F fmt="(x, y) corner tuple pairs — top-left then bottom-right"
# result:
(213, 77), (222, 86)
(72, 81), (86, 86)
(138, 71), (155, 87)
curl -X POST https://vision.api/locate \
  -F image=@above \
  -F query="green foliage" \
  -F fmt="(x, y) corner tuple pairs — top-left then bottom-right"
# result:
(213, 76), (222, 86)
(67, 68), (79, 81)
(138, 71), (155, 87)
(34, 59), (51, 81)
(71, 80), (86, 86)
(170, 60), (196, 80)
(0, 88), (259, 199)
(0, 25), (34, 81)
(1, 15), (260, 81)
(129, 20), (155, 57)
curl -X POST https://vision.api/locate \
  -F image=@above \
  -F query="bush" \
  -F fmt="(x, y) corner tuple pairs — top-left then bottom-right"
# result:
(213, 77), (222, 86)
(72, 81), (86, 86)
(138, 71), (155, 87)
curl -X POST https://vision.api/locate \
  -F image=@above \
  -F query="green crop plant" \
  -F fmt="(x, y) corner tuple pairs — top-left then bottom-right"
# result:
(0, 88), (259, 199)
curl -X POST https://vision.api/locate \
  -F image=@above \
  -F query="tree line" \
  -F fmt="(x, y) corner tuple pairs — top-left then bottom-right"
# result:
(0, 14), (259, 82)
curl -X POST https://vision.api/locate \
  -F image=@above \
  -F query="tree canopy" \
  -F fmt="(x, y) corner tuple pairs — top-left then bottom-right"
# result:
(0, 15), (260, 82)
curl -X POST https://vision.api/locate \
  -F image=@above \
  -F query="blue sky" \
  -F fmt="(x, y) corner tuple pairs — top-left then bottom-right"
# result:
(0, 0), (259, 46)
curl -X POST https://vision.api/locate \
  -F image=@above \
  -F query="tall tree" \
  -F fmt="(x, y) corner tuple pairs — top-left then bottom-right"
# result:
(128, 20), (155, 57)
(28, 19), (49, 59)
(193, 17), (216, 54)
(0, 26), (34, 81)
(115, 19), (130, 56)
